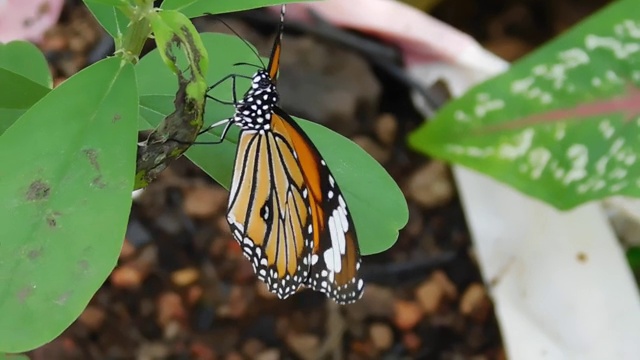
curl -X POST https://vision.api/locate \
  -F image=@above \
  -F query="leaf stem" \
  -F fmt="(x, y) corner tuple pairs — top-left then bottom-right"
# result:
(116, 0), (156, 64)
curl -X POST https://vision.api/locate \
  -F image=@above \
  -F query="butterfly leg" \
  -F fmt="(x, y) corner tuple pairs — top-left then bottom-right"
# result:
(190, 118), (234, 145)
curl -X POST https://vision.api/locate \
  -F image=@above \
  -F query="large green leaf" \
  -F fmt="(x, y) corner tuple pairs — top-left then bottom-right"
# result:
(0, 42), (52, 135)
(0, 57), (138, 352)
(409, 0), (640, 210)
(136, 33), (407, 255)
(161, 0), (316, 17)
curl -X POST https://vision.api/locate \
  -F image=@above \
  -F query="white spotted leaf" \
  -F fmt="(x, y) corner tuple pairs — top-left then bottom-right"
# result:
(409, 0), (640, 210)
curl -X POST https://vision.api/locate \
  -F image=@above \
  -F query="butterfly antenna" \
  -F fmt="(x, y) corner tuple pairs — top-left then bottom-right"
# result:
(279, 5), (286, 37)
(207, 14), (266, 69)
(233, 62), (264, 69)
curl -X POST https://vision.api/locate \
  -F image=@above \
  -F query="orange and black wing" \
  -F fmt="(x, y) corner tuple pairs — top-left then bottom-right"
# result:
(226, 129), (314, 299)
(272, 107), (364, 304)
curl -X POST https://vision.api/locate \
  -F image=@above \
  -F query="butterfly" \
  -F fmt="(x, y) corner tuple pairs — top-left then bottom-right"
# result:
(203, 4), (363, 304)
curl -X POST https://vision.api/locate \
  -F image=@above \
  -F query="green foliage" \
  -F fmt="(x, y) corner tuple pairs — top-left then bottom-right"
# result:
(628, 246), (640, 272)
(149, 10), (209, 76)
(409, 0), (640, 210)
(84, 2), (130, 40)
(0, 42), (51, 134)
(0, 58), (138, 352)
(0, 0), (407, 353)
(0, 41), (51, 87)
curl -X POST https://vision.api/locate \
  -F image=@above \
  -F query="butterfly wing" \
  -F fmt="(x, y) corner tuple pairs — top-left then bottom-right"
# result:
(272, 108), (364, 304)
(227, 129), (313, 299)
(224, 3), (362, 304)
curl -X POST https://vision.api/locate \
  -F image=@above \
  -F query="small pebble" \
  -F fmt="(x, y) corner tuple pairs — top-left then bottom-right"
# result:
(393, 300), (424, 331)
(415, 271), (457, 315)
(187, 285), (204, 305)
(286, 333), (320, 360)
(415, 279), (444, 315)
(460, 283), (491, 322)
(157, 292), (186, 326)
(133, 245), (159, 271)
(225, 352), (243, 360)
(369, 322), (394, 351)
(137, 342), (170, 360)
(255, 349), (280, 360)
(163, 320), (182, 340)
(119, 238), (136, 259)
(406, 161), (454, 209)
(171, 267), (200, 287)
(374, 113), (398, 146)
(402, 331), (422, 352)
(78, 305), (105, 331)
(241, 338), (266, 359)
(190, 341), (217, 360)
(183, 185), (227, 218)
(110, 265), (144, 289)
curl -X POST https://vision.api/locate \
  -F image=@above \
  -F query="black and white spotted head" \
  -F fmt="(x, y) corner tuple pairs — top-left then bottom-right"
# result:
(232, 70), (279, 131)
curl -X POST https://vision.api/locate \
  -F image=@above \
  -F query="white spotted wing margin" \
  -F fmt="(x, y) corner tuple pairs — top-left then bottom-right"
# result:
(272, 107), (364, 305)
(306, 160), (364, 304)
(226, 128), (314, 300)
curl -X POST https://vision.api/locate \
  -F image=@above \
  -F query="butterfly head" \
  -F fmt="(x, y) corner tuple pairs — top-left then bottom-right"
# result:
(234, 70), (279, 131)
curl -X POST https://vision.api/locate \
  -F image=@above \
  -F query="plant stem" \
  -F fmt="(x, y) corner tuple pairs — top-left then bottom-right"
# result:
(119, 17), (151, 63)
(117, 0), (155, 64)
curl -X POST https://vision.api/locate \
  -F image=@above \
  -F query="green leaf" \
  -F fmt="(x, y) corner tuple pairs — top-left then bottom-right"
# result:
(0, 57), (138, 352)
(0, 41), (52, 88)
(0, 70), (50, 135)
(161, 0), (315, 17)
(149, 10), (208, 77)
(0, 70), (50, 109)
(0, 42), (52, 135)
(627, 247), (640, 271)
(84, 1), (130, 39)
(409, 0), (640, 210)
(136, 32), (407, 255)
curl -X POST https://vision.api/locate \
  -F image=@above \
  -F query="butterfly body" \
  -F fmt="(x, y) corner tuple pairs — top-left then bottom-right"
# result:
(209, 5), (364, 304)
(231, 71), (278, 132)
